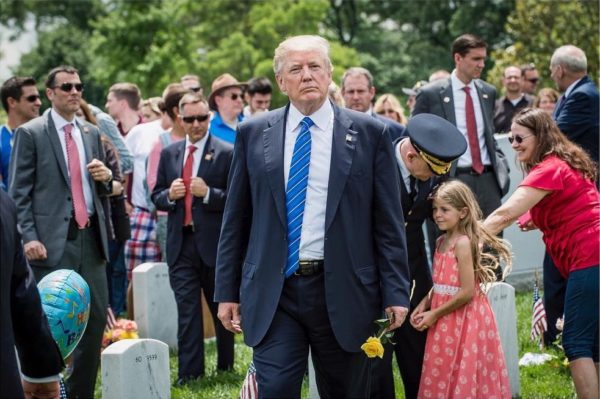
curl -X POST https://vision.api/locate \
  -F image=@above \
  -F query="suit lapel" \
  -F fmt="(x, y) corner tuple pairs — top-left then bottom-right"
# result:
(197, 134), (214, 178)
(325, 106), (355, 232)
(263, 107), (288, 228)
(175, 141), (185, 177)
(45, 112), (70, 186)
(439, 80), (456, 126)
(76, 121), (98, 193)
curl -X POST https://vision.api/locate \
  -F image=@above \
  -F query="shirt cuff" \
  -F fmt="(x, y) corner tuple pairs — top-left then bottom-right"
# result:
(21, 373), (61, 383)
(203, 188), (210, 204)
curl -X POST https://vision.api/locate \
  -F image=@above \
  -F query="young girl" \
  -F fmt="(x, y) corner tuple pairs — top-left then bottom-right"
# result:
(411, 180), (512, 399)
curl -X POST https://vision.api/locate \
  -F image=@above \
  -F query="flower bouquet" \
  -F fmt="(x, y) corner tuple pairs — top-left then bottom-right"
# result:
(360, 318), (394, 359)
(102, 318), (139, 350)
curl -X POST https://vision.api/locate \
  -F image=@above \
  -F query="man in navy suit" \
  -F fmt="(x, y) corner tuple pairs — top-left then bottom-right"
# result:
(379, 114), (467, 399)
(152, 92), (234, 384)
(215, 35), (410, 398)
(551, 45), (599, 164)
(413, 34), (510, 218)
(0, 190), (64, 399)
(341, 66), (406, 141)
(542, 45), (600, 347)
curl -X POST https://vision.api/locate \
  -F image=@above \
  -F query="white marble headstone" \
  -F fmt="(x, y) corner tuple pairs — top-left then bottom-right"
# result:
(133, 262), (178, 349)
(101, 339), (170, 399)
(308, 350), (320, 398)
(486, 282), (520, 398)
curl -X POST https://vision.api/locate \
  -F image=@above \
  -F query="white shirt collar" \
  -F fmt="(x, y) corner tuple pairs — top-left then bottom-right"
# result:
(451, 69), (476, 91)
(564, 77), (583, 98)
(50, 108), (77, 132)
(185, 132), (209, 151)
(288, 100), (333, 132)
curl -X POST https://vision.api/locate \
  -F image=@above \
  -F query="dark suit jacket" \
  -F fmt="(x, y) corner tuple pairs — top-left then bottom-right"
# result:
(152, 135), (233, 267)
(554, 75), (599, 163)
(214, 103), (410, 352)
(373, 113), (406, 142)
(413, 77), (510, 195)
(0, 191), (64, 399)
(8, 110), (111, 267)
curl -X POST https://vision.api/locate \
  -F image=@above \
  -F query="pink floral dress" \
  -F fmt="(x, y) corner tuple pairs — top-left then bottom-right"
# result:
(418, 235), (511, 399)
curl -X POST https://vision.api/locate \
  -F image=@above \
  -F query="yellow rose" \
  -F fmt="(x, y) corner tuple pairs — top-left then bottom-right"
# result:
(361, 336), (384, 359)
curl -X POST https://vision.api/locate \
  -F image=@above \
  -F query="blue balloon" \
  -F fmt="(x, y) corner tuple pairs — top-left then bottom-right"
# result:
(37, 270), (90, 359)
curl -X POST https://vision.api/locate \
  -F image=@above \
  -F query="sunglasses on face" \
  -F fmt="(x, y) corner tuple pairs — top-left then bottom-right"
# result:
(54, 82), (84, 92)
(508, 134), (533, 144)
(526, 78), (539, 84)
(182, 114), (210, 124)
(24, 94), (40, 103)
(227, 93), (242, 101)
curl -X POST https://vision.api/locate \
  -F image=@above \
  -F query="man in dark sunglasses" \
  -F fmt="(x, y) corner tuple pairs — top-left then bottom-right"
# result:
(151, 92), (234, 385)
(520, 63), (539, 95)
(9, 65), (113, 399)
(207, 73), (247, 144)
(0, 76), (42, 191)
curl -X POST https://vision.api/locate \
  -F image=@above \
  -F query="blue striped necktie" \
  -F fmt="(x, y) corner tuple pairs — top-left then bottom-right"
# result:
(284, 117), (314, 278)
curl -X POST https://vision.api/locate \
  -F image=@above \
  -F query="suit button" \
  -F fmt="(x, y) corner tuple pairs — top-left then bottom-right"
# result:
(408, 210), (413, 215)
(64, 217), (69, 221)
(67, 197), (71, 201)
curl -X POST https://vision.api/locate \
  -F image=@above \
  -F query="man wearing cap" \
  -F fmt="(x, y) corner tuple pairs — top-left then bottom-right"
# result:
(379, 113), (467, 399)
(403, 80), (428, 115)
(341, 67), (406, 141)
(208, 73), (246, 144)
(413, 33), (509, 218)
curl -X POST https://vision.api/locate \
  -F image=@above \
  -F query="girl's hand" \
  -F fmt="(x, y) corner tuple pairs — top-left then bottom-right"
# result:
(413, 310), (437, 332)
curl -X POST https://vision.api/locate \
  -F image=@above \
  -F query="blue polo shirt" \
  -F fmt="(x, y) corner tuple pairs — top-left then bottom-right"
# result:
(0, 125), (14, 191)
(209, 112), (244, 144)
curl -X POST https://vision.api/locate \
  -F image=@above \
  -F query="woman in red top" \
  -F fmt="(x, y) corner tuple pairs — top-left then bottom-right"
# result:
(484, 108), (599, 399)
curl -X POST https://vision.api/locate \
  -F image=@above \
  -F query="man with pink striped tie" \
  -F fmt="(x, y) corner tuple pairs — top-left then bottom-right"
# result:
(9, 65), (113, 399)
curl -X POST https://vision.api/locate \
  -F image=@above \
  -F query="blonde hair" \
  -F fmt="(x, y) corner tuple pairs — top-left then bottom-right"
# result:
(533, 88), (559, 109)
(373, 93), (408, 124)
(432, 180), (512, 285)
(273, 35), (332, 76)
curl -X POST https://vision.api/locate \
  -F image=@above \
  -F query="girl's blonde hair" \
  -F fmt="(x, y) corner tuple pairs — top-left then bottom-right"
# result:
(432, 180), (512, 285)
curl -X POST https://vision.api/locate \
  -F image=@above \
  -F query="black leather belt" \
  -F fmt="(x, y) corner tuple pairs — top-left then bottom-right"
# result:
(455, 165), (493, 175)
(294, 260), (324, 276)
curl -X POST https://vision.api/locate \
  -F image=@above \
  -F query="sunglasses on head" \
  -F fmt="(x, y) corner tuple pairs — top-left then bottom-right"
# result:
(182, 114), (210, 124)
(189, 86), (202, 93)
(24, 94), (40, 103)
(54, 82), (84, 92)
(508, 134), (533, 144)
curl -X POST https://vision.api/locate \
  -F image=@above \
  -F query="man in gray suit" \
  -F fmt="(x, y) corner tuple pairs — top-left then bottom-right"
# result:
(9, 65), (113, 399)
(413, 34), (509, 217)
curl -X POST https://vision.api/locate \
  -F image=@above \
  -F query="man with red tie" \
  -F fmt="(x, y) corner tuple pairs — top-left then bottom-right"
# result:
(413, 34), (510, 217)
(9, 65), (113, 398)
(152, 92), (234, 385)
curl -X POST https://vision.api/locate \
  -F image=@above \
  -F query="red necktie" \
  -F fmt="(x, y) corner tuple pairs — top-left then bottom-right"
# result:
(462, 87), (484, 174)
(64, 123), (89, 228)
(183, 145), (197, 226)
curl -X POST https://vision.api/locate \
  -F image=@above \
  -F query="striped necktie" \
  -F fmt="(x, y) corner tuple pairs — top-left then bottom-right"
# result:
(284, 117), (314, 278)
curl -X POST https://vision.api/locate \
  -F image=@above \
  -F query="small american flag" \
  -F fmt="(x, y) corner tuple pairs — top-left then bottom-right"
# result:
(239, 361), (258, 399)
(530, 280), (547, 346)
(106, 307), (118, 330)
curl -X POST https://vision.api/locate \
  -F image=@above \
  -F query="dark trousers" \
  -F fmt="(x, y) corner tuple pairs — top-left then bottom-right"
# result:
(253, 272), (380, 399)
(454, 170), (501, 218)
(33, 225), (108, 399)
(542, 252), (566, 346)
(169, 231), (234, 379)
(106, 239), (127, 315)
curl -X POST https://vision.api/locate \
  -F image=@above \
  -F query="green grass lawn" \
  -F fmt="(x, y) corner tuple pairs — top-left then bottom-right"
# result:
(95, 292), (575, 398)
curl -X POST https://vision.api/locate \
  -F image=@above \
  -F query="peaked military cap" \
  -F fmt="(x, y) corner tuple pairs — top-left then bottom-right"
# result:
(406, 113), (467, 175)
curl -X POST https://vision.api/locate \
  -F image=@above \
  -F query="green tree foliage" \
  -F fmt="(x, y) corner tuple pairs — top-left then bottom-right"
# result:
(488, 0), (599, 92)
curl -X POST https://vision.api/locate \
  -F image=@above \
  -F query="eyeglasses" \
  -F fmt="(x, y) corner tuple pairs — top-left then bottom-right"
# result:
(24, 94), (40, 103)
(508, 134), (533, 144)
(182, 114), (210, 123)
(526, 78), (539, 84)
(54, 83), (84, 92)
(228, 93), (242, 101)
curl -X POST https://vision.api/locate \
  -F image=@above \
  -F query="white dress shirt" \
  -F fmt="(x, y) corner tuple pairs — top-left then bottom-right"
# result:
(450, 70), (492, 167)
(394, 139), (413, 193)
(284, 101), (334, 260)
(183, 134), (210, 204)
(51, 109), (94, 215)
